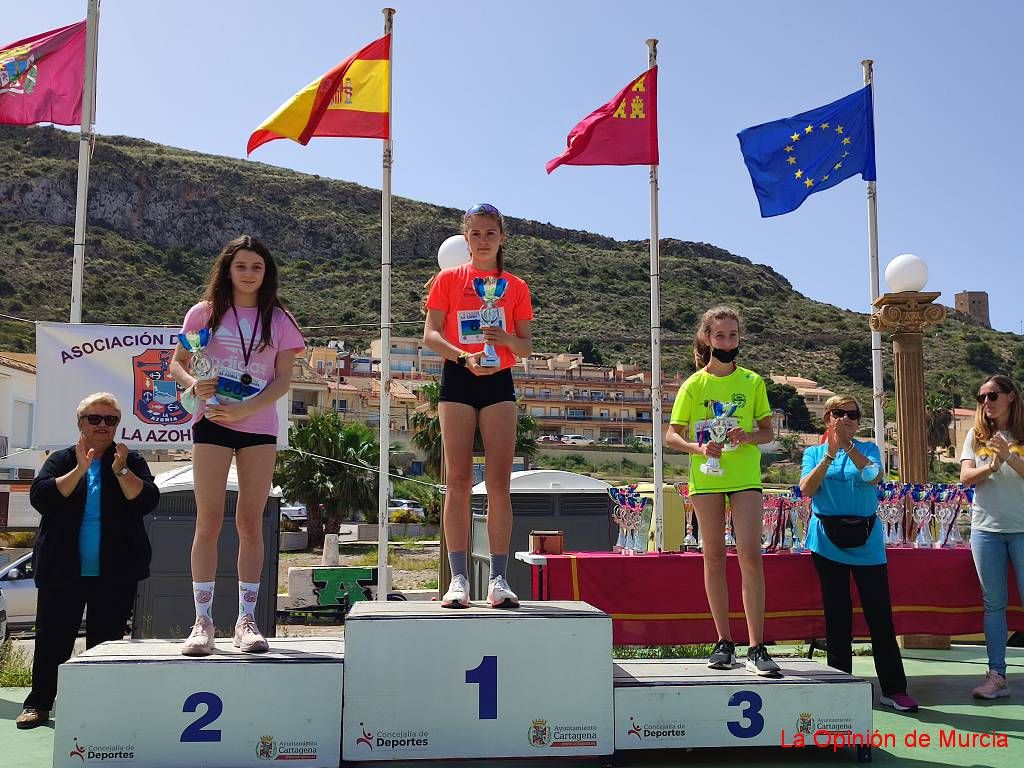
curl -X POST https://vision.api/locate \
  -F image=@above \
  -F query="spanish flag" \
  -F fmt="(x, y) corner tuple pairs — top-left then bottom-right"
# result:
(247, 34), (389, 155)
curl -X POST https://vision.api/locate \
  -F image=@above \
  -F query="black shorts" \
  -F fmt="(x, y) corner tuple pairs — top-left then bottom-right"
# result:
(690, 488), (763, 498)
(439, 360), (516, 410)
(192, 418), (277, 451)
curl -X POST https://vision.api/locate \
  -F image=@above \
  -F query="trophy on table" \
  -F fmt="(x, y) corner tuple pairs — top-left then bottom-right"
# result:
(724, 504), (737, 550)
(909, 485), (935, 548)
(934, 486), (962, 548)
(177, 328), (218, 414)
(700, 400), (740, 476)
(790, 491), (813, 553)
(674, 482), (699, 550)
(609, 486), (648, 555)
(877, 482), (904, 547)
(473, 276), (508, 368)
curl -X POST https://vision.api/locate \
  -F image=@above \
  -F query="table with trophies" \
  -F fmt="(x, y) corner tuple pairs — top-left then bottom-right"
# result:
(518, 481), (1024, 646)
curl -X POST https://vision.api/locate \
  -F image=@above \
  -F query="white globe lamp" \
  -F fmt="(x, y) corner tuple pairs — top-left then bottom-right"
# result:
(884, 253), (928, 293)
(437, 235), (471, 270)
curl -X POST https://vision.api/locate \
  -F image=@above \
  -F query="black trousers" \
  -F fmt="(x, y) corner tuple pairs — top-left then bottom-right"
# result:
(811, 552), (908, 696)
(24, 577), (138, 711)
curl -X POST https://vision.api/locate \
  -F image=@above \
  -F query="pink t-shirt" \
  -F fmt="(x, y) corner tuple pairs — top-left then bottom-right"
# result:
(180, 301), (305, 436)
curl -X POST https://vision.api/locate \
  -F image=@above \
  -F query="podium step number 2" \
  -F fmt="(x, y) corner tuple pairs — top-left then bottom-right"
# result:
(53, 638), (344, 768)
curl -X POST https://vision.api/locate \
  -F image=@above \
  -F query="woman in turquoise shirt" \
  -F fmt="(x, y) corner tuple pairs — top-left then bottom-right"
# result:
(800, 394), (918, 712)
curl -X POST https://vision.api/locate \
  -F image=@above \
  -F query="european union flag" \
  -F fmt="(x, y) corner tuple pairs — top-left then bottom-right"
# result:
(738, 85), (875, 217)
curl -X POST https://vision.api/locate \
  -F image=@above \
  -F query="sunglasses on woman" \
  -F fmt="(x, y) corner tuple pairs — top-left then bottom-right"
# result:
(830, 408), (861, 421)
(976, 391), (1003, 404)
(81, 414), (120, 426)
(465, 203), (502, 217)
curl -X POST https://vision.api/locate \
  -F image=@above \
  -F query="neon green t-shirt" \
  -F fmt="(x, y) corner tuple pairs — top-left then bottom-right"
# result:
(669, 365), (771, 494)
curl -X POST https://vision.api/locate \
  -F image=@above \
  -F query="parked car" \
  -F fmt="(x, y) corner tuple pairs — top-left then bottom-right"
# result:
(560, 434), (595, 446)
(387, 498), (425, 520)
(0, 583), (7, 641)
(0, 550), (36, 634)
(280, 501), (308, 523)
(535, 434), (562, 444)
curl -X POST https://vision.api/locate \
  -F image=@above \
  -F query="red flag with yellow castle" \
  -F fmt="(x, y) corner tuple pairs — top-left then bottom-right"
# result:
(247, 34), (390, 154)
(0, 21), (86, 127)
(546, 67), (658, 173)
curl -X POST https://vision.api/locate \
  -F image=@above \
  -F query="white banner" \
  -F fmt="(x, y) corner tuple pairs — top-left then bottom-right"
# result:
(35, 322), (288, 450)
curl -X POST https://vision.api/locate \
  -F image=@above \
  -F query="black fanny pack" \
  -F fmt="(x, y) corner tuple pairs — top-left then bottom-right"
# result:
(815, 513), (877, 549)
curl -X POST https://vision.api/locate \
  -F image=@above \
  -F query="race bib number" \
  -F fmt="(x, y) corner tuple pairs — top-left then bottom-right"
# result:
(215, 369), (266, 402)
(695, 417), (740, 451)
(458, 308), (506, 344)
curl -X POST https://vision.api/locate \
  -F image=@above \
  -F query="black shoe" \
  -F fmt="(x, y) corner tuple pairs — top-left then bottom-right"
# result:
(745, 644), (783, 678)
(707, 639), (737, 669)
(16, 708), (49, 729)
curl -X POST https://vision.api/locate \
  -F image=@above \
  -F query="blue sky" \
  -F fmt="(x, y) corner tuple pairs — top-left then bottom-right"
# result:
(9, 1), (1023, 333)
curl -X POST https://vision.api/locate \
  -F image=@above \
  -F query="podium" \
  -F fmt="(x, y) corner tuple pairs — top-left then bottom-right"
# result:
(342, 601), (614, 761)
(52, 638), (343, 768)
(51, 601), (874, 764)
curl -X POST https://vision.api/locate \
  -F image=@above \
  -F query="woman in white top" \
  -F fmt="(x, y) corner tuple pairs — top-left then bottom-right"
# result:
(960, 375), (1024, 700)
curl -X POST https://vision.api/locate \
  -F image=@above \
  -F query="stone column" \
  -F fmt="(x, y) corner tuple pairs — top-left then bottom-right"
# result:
(869, 291), (944, 484)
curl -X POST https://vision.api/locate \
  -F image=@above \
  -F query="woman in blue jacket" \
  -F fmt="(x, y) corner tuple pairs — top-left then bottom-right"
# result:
(800, 394), (917, 713)
(16, 393), (159, 730)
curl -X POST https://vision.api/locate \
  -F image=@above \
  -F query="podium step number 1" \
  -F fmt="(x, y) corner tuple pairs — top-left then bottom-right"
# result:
(342, 601), (614, 760)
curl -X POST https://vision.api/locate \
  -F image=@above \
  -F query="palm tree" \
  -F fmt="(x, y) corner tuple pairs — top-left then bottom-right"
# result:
(274, 412), (378, 548)
(924, 392), (953, 474)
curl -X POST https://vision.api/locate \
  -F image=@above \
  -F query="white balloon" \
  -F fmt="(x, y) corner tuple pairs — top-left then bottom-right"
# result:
(885, 253), (928, 293)
(437, 234), (471, 270)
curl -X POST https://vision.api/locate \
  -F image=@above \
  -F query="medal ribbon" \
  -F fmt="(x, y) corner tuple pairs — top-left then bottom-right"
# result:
(231, 305), (261, 385)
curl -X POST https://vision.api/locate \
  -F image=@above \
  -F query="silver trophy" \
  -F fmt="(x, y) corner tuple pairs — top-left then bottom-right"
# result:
(790, 495), (813, 553)
(609, 486), (647, 555)
(675, 483), (699, 551)
(909, 486), (935, 548)
(178, 329), (219, 413)
(473, 276), (508, 368)
(700, 400), (740, 476)
(724, 504), (737, 549)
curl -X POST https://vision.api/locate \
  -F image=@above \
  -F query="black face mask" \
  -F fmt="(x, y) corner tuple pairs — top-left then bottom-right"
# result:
(711, 346), (739, 364)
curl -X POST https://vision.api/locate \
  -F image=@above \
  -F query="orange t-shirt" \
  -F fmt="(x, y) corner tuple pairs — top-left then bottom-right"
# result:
(425, 263), (533, 371)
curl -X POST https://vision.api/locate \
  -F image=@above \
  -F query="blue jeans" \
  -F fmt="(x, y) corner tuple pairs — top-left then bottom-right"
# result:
(970, 529), (1024, 676)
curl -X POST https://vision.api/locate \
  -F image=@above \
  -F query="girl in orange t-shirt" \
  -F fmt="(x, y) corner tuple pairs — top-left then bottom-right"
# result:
(423, 203), (533, 608)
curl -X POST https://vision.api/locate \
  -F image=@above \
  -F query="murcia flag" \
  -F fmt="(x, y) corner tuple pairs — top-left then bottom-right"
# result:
(546, 67), (658, 173)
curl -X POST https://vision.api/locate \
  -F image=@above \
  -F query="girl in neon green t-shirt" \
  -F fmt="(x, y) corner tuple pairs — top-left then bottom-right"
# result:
(666, 306), (780, 677)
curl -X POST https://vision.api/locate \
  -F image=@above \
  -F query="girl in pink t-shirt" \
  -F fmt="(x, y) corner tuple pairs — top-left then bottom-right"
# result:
(423, 203), (533, 610)
(169, 235), (304, 656)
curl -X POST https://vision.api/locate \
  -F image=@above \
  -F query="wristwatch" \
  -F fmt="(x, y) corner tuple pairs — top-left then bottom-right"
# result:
(457, 352), (468, 367)
(118, 466), (129, 477)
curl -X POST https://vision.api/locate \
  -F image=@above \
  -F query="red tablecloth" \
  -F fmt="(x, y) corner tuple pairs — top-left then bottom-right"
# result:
(536, 548), (1024, 645)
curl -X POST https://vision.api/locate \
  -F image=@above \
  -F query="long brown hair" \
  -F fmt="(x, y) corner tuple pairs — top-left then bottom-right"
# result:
(692, 305), (743, 369)
(201, 235), (290, 351)
(972, 374), (1024, 447)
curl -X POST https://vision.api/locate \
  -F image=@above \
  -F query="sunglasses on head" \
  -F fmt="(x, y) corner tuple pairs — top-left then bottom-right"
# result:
(830, 408), (861, 421)
(976, 391), (1003, 403)
(465, 203), (501, 218)
(81, 414), (119, 426)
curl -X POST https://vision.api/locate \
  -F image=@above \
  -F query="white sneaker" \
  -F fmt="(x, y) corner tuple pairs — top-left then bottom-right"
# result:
(181, 616), (215, 656)
(442, 574), (470, 608)
(487, 575), (520, 608)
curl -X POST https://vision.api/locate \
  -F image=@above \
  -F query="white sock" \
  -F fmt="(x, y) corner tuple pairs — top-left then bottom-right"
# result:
(239, 581), (260, 618)
(192, 581), (215, 620)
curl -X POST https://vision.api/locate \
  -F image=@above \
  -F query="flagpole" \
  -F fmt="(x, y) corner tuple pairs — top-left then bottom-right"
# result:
(862, 59), (886, 471)
(69, 0), (100, 323)
(646, 38), (664, 551)
(376, 7), (395, 601)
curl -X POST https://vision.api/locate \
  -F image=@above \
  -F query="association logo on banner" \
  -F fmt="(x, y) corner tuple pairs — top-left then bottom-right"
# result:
(797, 712), (817, 736)
(132, 348), (190, 426)
(528, 719), (552, 747)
